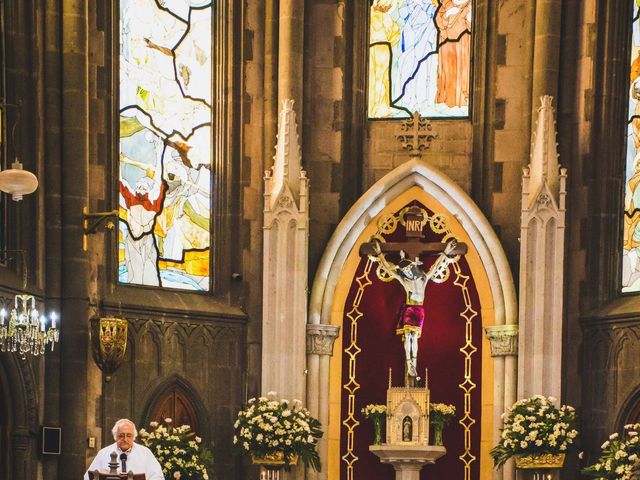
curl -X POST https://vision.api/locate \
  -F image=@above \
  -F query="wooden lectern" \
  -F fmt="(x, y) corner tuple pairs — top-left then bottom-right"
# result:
(87, 450), (146, 480)
(88, 473), (145, 480)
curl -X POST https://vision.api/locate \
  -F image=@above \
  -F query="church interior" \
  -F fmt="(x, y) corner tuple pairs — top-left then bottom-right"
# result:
(1, 0), (639, 479)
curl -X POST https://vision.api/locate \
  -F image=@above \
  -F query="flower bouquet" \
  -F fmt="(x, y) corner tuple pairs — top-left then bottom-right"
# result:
(139, 418), (213, 480)
(582, 424), (640, 479)
(430, 403), (456, 446)
(490, 395), (578, 469)
(233, 392), (323, 471)
(361, 404), (386, 445)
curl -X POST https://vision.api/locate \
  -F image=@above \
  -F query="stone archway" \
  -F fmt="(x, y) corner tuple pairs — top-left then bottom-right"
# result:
(0, 354), (39, 480)
(149, 385), (201, 434)
(0, 363), (9, 479)
(307, 158), (517, 480)
(140, 375), (210, 438)
(618, 386), (640, 428)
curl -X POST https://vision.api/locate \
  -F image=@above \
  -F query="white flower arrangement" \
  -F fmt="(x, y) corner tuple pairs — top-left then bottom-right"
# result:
(430, 403), (456, 427)
(582, 423), (640, 479)
(490, 395), (578, 468)
(139, 418), (213, 480)
(233, 392), (323, 471)
(361, 404), (386, 419)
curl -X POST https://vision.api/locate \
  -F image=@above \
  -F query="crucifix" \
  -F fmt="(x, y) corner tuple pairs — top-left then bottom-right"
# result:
(360, 206), (467, 383)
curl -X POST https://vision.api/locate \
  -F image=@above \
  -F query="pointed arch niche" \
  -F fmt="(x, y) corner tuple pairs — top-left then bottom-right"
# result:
(308, 159), (517, 480)
(141, 376), (209, 437)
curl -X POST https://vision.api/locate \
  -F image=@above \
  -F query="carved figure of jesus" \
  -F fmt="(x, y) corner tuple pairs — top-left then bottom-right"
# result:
(372, 238), (458, 378)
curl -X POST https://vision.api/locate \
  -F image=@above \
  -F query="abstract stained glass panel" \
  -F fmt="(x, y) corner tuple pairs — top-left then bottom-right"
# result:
(119, 0), (212, 291)
(623, 1), (640, 292)
(368, 0), (472, 119)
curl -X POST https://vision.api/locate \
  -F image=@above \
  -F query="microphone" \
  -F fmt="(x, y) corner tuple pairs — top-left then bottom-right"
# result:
(120, 452), (127, 473)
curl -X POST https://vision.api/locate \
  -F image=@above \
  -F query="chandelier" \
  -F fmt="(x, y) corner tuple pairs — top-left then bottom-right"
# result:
(0, 294), (59, 356)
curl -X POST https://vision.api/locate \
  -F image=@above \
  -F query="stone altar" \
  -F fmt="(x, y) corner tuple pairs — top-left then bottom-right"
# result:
(369, 369), (446, 479)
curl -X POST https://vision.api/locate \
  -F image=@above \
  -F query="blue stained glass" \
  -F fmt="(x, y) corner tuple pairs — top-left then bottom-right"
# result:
(368, 0), (472, 119)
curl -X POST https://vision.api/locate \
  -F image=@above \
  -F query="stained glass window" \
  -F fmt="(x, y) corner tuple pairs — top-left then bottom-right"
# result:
(119, 0), (212, 291)
(368, 0), (472, 119)
(623, 1), (640, 292)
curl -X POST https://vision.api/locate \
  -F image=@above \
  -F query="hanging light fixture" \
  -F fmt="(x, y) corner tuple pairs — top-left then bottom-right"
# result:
(0, 294), (59, 356)
(90, 316), (128, 382)
(0, 158), (38, 201)
(0, 97), (39, 201)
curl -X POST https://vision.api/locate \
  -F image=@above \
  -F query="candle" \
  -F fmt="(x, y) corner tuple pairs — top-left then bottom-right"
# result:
(40, 315), (46, 332)
(51, 312), (57, 329)
(0, 309), (5, 326)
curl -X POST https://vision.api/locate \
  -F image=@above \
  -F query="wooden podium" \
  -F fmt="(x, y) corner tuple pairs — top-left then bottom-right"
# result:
(88, 473), (145, 480)
(87, 450), (146, 480)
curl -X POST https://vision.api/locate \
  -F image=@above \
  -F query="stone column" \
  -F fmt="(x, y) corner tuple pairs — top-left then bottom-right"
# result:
(263, 0), (278, 164)
(11, 427), (32, 480)
(277, 0), (304, 115)
(530, 0), (562, 125)
(306, 324), (339, 480)
(262, 100), (308, 402)
(59, 1), (90, 478)
(518, 96), (567, 401)
(485, 324), (518, 480)
(43, 0), (63, 479)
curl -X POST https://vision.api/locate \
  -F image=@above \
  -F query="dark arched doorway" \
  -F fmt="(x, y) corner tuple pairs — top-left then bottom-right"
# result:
(0, 363), (10, 479)
(622, 392), (640, 427)
(149, 386), (200, 434)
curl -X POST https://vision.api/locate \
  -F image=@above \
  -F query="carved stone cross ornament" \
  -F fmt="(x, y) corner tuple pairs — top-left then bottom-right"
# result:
(395, 112), (438, 155)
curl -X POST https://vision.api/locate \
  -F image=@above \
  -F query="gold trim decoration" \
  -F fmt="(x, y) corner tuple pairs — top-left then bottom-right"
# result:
(340, 206), (479, 480)
(453, 259), (478, 479)
(340, 258), (373, 479)
(514, 453), (565, 469)
(89, 316), (128, 382)
(251, 452), (298, 466)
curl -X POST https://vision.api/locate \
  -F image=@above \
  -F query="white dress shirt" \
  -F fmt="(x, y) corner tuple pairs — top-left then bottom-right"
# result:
(84, 442), (165, 480)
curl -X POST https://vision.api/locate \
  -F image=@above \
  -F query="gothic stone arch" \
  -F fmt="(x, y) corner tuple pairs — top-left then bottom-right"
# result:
(308, 158), (517, 480)
(0, 354), (39, 480)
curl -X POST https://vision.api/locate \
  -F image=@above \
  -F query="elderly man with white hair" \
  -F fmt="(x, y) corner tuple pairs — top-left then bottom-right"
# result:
(84, 418), (164, 480)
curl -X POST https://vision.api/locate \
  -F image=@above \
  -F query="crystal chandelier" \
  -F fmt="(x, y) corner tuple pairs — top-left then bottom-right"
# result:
(0, 294), (59, 356)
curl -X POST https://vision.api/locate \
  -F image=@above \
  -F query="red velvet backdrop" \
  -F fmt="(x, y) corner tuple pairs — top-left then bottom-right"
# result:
(340, 202), (482, 480)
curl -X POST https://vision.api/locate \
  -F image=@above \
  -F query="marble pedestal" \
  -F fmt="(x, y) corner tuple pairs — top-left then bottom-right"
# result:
(369, 444), (446, 480)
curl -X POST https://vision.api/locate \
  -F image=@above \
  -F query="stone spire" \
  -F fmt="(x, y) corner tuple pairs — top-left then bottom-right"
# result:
(268, 99), (303, 208)
(262, 100), (309, 404)
(527, 95), (561, 208)
(518, 96), (567, 400)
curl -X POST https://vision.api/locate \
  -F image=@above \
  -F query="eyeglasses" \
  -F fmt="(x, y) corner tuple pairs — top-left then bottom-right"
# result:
(117, 433), (134, 439)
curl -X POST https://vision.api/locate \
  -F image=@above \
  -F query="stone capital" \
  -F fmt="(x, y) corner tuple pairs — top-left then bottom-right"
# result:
(306, 324), (340, 356)
(11, 427), (31, 452)
(484, 324), (518, 357)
